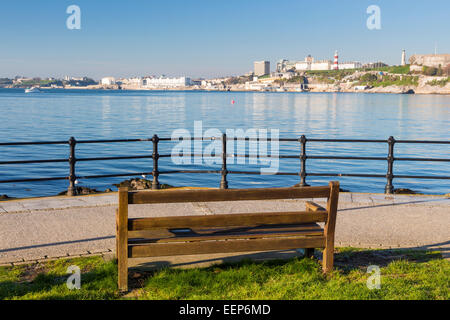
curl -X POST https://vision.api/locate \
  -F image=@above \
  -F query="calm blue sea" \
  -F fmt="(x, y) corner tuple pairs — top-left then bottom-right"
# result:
(0, 88), (449, 198)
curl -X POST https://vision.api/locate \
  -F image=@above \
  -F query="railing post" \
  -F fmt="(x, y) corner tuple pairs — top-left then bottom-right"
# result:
(299, 135), (309, 187)
(67, 137), (77, 196)
(220, 133), (228, 189)
(152, 134), (160, 190)
(385, 136), (395, 194)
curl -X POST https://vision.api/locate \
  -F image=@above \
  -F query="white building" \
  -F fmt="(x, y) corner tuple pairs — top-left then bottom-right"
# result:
(294, 61), (309, 71)
(295, 59), (332, 71)
(311, 60), (332, 70)
(245, 81), (272, 91)
(288, 53), (361, 71)
(338, 62), (362, 70)
(276, 59), (288, 72)
(127, 77), (143, 86)
(270, 71), (296, 79)
(13, 77), (33, 83)
(142, 76), (192, 88)
(101, 77), (116, 85)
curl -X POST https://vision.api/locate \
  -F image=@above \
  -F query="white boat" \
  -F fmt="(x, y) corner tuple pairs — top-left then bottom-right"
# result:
(25, 87), (41, 93)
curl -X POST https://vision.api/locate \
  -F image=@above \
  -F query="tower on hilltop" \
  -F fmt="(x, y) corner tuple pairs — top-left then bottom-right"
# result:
(334, 50), (339, 70)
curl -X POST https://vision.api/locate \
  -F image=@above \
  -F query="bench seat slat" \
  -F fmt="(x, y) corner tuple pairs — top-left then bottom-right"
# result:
(129, 236), (326, 258)
(128, 211), (327, 230)
(128, 223), (324, 244)
(128, 186), (330, 204)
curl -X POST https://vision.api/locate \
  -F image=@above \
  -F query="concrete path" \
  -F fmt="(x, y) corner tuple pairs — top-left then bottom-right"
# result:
(0, 192), (449, 266)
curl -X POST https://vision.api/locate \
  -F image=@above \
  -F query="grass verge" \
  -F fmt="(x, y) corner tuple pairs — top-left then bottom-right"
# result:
(1, 248), (448, 300)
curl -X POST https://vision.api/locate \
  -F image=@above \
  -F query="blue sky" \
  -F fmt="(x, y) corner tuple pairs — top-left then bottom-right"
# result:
(0, 0), (449, 79)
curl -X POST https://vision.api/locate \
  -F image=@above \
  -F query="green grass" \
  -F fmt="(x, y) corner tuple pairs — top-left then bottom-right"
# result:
(357, 74), (419, 87)
(1, 249), (448, 300)
(304, 70), (355, 84)
(284, 75), (307, 84)
(0, 256), (118, 300)
(13, 80), (55, 87)
(361, 65), (411, 75)
(426, 77), (450, 87)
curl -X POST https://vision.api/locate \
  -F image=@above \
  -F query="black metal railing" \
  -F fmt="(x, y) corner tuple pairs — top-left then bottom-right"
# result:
(0, 135), (449, 196)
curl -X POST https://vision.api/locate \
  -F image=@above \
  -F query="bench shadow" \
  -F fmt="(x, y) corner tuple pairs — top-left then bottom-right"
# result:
(127, 245), (446, 290)
(338, 196), (449, 212)
(127, 249), (307, 290)
(130, 242), (448, 272)
(129, 249), (305, 271)
(1, 246), (445, 298)
(333, 246), (445, 274)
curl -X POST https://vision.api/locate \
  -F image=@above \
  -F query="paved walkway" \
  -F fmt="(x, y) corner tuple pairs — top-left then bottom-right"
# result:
(0, 191), (449, 266)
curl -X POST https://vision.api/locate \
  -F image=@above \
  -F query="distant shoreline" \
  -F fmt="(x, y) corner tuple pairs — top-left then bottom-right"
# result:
(3, 86), (449, 95)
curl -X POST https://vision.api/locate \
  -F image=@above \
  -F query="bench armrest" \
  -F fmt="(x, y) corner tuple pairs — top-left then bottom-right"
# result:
(305, 201), (326, 212)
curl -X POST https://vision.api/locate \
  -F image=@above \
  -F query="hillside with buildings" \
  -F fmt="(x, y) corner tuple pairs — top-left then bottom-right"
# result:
(239, 51), (450, 94)
(2, 51), (449, 95)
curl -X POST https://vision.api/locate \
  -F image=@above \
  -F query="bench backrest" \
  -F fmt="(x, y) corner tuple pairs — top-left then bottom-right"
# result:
(124, 184), (338, 231)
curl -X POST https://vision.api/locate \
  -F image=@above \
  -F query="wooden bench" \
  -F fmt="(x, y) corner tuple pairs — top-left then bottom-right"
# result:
(116, 181), (339, 291)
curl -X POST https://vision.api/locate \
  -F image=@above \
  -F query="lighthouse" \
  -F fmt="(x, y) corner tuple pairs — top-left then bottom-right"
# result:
(334, 50), (339, 70)
(401, 49), (406, 66)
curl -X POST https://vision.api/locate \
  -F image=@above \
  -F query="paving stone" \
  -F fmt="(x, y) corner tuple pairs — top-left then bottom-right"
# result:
(337, 193), (352, 203)
(0, 201), (27, 213)
(0, 257), (24, 264)
(347, 193), (377, 204)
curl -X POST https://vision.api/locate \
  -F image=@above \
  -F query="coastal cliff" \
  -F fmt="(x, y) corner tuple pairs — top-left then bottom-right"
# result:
(304, 70), (450, 95)
(307, 81), (450, 94)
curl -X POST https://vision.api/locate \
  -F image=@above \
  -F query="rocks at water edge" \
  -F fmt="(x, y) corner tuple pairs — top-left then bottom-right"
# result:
(58, 186), (103, 196)
(113, 178), (152, 190)
(56, 178), (174, 196)
(113, 178), (173, 190)
(291, 183), (350, 192)
(393, 188), (417, 194)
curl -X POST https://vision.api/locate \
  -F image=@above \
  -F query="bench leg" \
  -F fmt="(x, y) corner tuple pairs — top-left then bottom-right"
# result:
(117, 224), (128, 292)
(323, 240), (334, 273)
(305, 248), (314, 258)
(118, 257), (128, 292)
(117, 188), (129, 292)
(323, 181), (338, 274)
